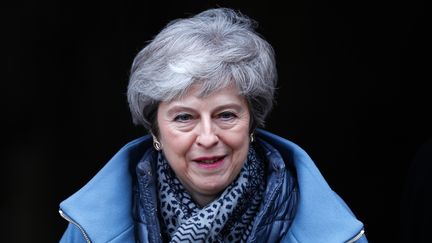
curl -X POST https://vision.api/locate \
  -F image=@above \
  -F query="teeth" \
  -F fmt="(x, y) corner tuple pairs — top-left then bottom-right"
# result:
(201, 159), (218, 164)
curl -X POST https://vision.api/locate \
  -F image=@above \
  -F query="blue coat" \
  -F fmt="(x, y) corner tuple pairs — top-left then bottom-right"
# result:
(59, 130), (367, 242)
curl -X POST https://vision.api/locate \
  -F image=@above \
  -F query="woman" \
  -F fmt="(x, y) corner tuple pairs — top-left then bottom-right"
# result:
(59, 8), (367, 243)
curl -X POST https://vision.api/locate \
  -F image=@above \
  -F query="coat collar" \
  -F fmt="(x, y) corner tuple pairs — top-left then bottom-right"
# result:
(256, 129), (364, 242)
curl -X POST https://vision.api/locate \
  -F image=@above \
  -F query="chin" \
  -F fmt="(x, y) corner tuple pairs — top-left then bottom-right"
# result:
(198, 180), (228, 195)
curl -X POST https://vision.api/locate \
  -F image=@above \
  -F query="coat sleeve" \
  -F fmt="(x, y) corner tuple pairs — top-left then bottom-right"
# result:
(59, 223), (88, 243)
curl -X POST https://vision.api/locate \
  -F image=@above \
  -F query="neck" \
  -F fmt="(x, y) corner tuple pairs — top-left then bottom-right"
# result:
(192, 193), (217, 208)
(176, 177), (220, 208)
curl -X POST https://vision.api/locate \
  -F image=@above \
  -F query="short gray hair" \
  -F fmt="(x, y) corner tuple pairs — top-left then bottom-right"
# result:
(127, 8), (277, 134)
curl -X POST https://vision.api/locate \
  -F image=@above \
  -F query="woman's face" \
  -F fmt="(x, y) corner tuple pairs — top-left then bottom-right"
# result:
(157, 85), (250, 206)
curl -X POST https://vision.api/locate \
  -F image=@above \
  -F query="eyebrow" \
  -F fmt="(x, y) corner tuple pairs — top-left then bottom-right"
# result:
(166, 106), (195, 117)
(166, 103), (245, 117)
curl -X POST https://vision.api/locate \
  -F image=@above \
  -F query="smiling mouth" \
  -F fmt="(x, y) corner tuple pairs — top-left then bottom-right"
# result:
(194, 156), (225, 164)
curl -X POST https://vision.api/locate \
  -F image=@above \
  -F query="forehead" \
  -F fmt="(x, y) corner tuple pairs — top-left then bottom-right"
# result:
(160, 84), (248, 110)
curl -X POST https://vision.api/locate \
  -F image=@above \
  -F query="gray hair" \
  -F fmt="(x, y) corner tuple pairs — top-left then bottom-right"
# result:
(127, 8), (277, 135)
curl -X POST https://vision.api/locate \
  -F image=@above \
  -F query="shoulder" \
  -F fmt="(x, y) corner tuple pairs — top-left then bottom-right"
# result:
(58, 135), (153, 242)
(256, 129), (366, 242)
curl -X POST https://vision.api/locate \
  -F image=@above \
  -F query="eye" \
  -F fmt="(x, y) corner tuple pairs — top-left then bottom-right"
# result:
(173, 113), (193, 122)
(218, 111), (237, 121)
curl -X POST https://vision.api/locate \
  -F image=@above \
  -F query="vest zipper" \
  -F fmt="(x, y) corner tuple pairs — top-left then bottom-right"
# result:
(346, 229), (365, 243)
(59, 209), (91, 243)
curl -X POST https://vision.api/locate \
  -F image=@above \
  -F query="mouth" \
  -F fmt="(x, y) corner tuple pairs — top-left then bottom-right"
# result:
(193, 156), (226, 164)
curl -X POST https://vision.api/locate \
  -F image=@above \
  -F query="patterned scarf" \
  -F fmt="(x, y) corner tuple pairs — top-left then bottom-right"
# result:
(156, 146), (266, 243)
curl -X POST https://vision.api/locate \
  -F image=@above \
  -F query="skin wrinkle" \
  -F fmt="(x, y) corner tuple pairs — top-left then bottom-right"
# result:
(156, 85), (251, 207)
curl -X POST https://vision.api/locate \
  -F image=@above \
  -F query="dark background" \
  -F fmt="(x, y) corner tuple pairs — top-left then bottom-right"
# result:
(2, 0), (430, 242)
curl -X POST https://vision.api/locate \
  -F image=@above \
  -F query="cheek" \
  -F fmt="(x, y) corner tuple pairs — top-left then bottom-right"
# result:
(160, 133), (192, 174)
(223, 130), (250, 156)
(228, 122), (250, 149)
(231, 135), (249, 150)
(159, 126), (194, 158)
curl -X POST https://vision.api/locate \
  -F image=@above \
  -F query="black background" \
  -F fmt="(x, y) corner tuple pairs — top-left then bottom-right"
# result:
(2, 0), (430, 242)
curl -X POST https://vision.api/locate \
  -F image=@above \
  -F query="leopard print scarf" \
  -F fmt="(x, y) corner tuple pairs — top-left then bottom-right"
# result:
(157, 146), (266, 243)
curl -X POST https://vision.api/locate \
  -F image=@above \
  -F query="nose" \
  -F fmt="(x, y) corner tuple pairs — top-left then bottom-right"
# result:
(196, 117), (218, 148)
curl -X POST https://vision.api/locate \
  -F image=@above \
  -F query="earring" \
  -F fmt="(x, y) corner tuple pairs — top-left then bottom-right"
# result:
(152, 135), (162, 151)
(250, 132), (255, 143)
